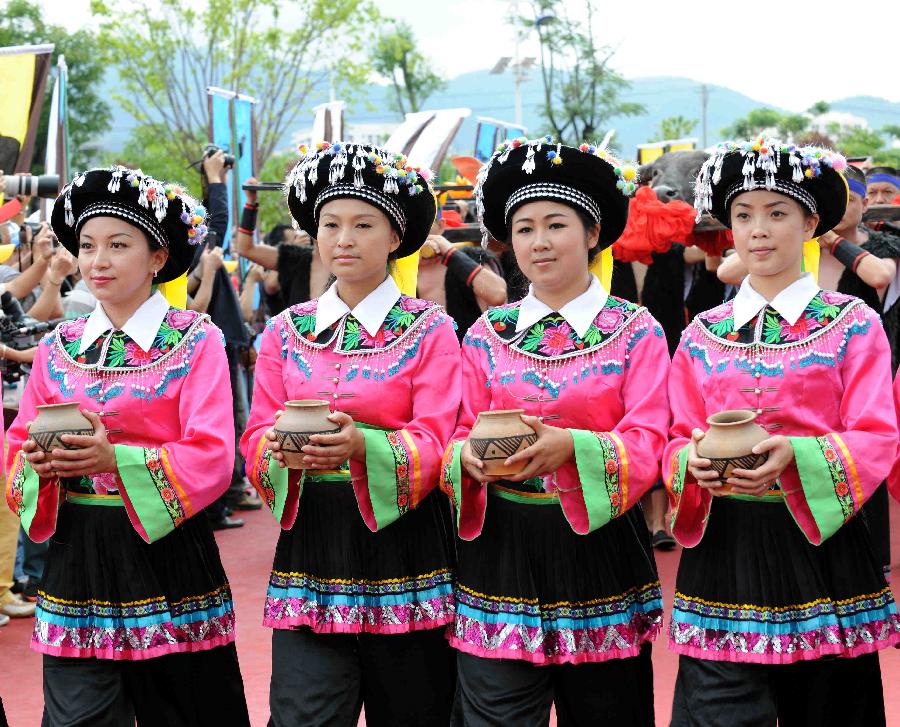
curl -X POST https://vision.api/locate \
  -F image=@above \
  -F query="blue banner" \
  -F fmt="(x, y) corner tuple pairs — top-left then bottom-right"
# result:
(475, 122), (498, 162)
(210, 92), (235, 249)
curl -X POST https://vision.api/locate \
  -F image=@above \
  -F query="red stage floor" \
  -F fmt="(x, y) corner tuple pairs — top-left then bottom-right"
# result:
(2, 499), (898, 725)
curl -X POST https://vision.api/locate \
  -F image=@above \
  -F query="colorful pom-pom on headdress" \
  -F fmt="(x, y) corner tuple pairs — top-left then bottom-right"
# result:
(284, 141), (437, 259)
(474, 135), (639, 248)
(695, 137), (849, 237)
(51, 166), (208, 284)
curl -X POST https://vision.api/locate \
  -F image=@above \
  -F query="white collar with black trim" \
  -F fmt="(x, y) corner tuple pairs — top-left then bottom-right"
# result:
(732, 272), (820, 330)
(314, 276), (402, 337)
(515, 276), (609, 339)
(78, 290), (171, 354)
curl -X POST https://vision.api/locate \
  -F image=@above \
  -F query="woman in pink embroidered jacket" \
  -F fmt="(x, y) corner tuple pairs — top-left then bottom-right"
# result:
(665, 140), (900, 727)
(440, 139), (669, 725)
(4, 167), (249, 725)
(240, 143), (460, 727)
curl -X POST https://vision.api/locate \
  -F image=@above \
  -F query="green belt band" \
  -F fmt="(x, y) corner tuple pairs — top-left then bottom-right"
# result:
(488, 482), (559, 505)
(65, 491), (124, 507)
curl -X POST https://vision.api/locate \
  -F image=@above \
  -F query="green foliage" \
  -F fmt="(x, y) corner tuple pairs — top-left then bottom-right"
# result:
(721, 108), (784, 139)
(651, 115), (698, 142)
(101, 123), (205, 197)
(837, 126), (889, 158)
(370, 21), (445, 117)
(0, 0), (110, 171)
(522, 0), (645, 144)
(91, 0), (377, 172)
(808, 100), (831, 116)
(777, 114), (809, 137)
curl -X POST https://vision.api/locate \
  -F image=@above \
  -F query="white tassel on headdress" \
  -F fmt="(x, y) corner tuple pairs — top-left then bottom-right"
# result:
(352, 147), (367, 188)
(522, 143), (537, 174)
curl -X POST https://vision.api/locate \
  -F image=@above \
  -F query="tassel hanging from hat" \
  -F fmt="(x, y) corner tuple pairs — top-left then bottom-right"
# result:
(790, 154), (804, 182)
(108, 169), (123, 193)
(588, 246), (614, 292)
(64, 191), (74, 226)
(157, 273), (188, 309)
(522, 144), (537, 174)
(801, 239), (820, 284)
(329, 145), (348, 184)
(353, 148), (367, 188)
(389, 251), (420, 296)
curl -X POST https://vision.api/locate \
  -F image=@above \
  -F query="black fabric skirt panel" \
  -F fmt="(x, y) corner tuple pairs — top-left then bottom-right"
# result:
(453, 643), (654, 727)
(42, 643), (250, 727)
(451, 492), (662, 664)
(860, 482), (891, 569)
(671, 497), (898, 663)
(670, 652), (885, 727)
(268, 625), (455, 727)
(265, 482), (456, 632)
(36, 499), (236, 660)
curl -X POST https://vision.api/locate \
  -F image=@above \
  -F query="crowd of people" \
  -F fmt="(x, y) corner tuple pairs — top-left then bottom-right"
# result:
(1, 135), (899, 726)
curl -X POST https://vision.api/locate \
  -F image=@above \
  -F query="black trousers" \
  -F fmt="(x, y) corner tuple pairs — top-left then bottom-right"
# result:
(453, 643), (654, 727)
(670, 653), (886, 727)
(268, 626), (455, 727)
(41, 643), (249, 726)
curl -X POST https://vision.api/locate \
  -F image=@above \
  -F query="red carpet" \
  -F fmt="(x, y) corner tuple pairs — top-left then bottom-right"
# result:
(2, 499), (899, 725)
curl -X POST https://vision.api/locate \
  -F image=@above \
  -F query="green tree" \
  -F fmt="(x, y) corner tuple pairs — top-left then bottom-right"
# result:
(836, 126), (887, 158)
(807, 100), (831, 116)
(0, 0), (110, 171)
(524, 0), (645, 144)
(91, 0), (376, 171)
(721, 108), (784, 139)
(370, 21), (445, 116)
(652, 115), (698, 142)
(777, 114), (810, 138)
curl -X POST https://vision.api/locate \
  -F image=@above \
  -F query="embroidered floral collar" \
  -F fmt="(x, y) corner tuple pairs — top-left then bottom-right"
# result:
(732, 273), (819, 330)
(55, 307), (206, 369)
(286, 295), (440, 353)
(696, 290), (860, 346)
(484, 295), (643, 358)
(515, 277), (609, 339)
(79, 291), (171, 354)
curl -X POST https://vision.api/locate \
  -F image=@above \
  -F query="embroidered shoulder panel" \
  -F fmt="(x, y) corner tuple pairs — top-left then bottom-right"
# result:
(283, 295), (444, 354)
(53, 309), (208, 370)
(693, 291), (863, 347)
(482, 295), (646, 359)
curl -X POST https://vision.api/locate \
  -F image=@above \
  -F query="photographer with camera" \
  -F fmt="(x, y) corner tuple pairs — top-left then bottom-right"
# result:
(192, 148), (259, 525)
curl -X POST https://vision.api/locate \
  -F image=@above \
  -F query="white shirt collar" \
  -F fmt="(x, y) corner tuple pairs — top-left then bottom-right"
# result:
(78, 290), (171, 354)
(732, 272), (820, 330)
(515, 276), (609, 339)
(314, 276), (402, 337)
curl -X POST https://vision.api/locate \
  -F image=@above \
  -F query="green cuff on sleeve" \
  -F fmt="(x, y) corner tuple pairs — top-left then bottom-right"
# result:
(359, 427), (408, 531)
(12, 453), (48, 536)
(114, 444), (186, 543)
(788, 435), (850, 543)
(569, 429), (618, 533)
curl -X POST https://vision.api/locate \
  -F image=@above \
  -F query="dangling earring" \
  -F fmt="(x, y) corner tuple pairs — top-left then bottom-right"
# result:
(152, 269), (158, 279)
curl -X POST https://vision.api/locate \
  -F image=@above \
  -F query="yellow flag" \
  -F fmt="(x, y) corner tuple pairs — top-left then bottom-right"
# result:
(390, 253), (420, 296)
(801, 239), (820, 284)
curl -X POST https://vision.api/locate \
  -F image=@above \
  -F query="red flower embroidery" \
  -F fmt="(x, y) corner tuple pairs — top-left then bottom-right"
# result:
(397, 494), (409, 508)
(539, 324), (574, 356)
(605, 459), (617, 474)
(147, 458), (160, 471)
(824, 448), (837, 462)
(835, 481), (849, 497)
(609, 492), (620, 507)
(161, 488), (175, 502)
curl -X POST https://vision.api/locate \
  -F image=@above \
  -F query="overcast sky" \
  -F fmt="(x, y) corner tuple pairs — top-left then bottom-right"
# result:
(39, 0), (898, 113)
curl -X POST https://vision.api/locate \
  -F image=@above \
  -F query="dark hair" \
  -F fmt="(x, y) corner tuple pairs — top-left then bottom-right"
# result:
(506, 202), (602, 260)
(264, 224), (292, 247)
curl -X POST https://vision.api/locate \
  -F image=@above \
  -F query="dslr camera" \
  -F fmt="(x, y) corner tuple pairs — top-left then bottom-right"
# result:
(1, 173), (60, 200)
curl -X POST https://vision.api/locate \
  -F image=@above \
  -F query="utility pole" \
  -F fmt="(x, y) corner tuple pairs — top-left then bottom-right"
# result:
(699, 83), (710, 148)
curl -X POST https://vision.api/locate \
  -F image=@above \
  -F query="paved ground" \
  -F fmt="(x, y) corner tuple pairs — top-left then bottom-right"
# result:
(2, 498), (898, 725)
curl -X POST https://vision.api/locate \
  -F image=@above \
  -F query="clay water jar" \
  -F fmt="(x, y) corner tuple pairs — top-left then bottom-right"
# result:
(696, 409), (769, 484)
(274, 400), (340, 469)
(468, 409), (538, 477)
(28, 403), (93, 453)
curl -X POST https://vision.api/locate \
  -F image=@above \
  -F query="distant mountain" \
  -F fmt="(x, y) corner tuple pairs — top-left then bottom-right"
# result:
(90, 70), (896, 165)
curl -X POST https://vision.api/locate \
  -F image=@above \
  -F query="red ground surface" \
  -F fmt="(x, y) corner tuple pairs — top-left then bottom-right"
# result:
(2, 499), (898, 726)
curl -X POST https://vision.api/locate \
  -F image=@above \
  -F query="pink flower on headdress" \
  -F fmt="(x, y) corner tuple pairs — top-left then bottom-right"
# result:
(166, 309), (195, 330)
(539, 322), (575, 356)
(594, 308), (625, 333)
(124, 341), (161, 365)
